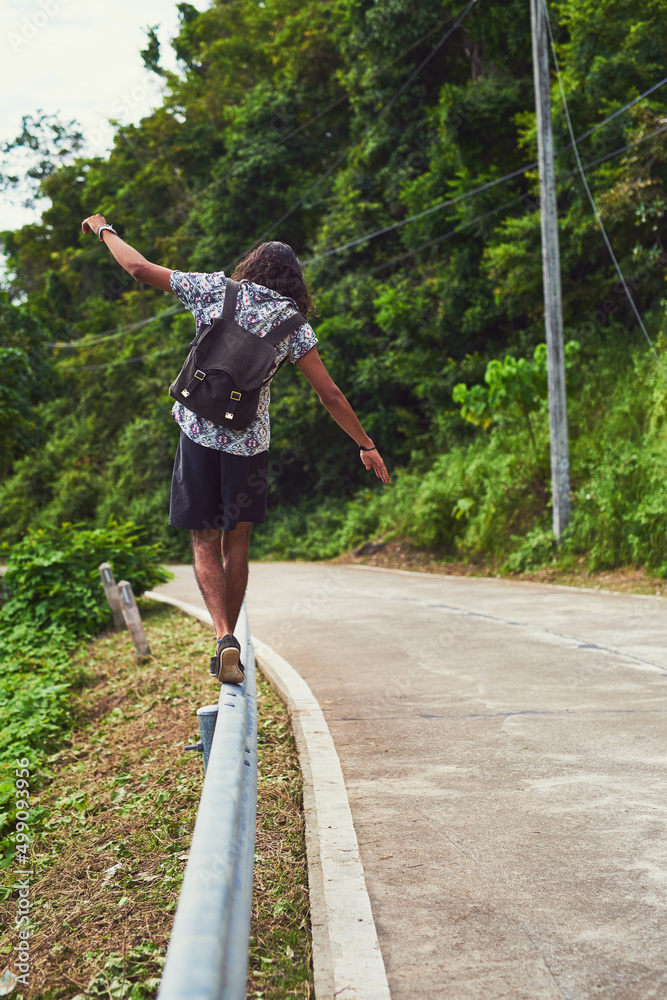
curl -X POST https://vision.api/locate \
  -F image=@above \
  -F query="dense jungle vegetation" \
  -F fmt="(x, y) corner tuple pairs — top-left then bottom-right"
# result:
(1, 0), (666, 572)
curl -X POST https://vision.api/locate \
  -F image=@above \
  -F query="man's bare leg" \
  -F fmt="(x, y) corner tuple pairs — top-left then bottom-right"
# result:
(191, 528), (231, 640)
(222, 521), (253, 633)
(191, 522), (253, 639)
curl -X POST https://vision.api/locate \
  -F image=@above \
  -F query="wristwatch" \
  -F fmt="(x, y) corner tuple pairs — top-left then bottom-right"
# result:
(97, 223), (118, 241)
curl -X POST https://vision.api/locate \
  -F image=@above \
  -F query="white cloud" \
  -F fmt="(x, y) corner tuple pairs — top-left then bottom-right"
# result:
(0, 0), (208, 235)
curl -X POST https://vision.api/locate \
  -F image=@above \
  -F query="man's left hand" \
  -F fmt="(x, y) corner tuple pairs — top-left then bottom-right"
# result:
(361, 446), (390, 483)
(82, 213), (107, 236)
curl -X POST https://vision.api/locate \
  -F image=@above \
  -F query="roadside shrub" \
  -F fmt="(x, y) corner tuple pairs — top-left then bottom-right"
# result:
(0, 519), (171, 865)
(504, 525), (558, 572)
(564, 441), (667, 573)
(254, 336), (667, 575)
(0, 518), (171, 639)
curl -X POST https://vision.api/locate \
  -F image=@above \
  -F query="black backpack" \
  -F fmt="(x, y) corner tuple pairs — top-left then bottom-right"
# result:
(169, 278), (307, 430)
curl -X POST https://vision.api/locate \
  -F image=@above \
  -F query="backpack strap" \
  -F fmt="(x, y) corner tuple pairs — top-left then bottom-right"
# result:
(189, 277), (242, 348)
(263, 311), (307, 349)
(222, 278), (241, 319)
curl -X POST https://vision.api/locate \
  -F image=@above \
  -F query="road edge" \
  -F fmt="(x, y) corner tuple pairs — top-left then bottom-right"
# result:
(252, 635), (391, 1000)
(145, 590), (391, 1000)
(345, 562), (666, 599)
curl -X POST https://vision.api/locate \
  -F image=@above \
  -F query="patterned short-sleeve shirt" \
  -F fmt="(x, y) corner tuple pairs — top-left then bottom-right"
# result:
(169, 270), (317, 456)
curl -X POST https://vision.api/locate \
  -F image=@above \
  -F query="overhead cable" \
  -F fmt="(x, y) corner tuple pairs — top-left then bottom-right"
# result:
(543, 0), (667, 383)
(48, 305), (183, 348)
(575, 123), (667, 172)
(235, 0), (480, 255)
(215, 10), (459, 176)
(573, 76), (667, 145)
(362, 193), (531, 276)
(69, 345), (182, 372)
(51, 76), (667, 352)
(303, 77), (667, 265)
(354, 131), (666, 278)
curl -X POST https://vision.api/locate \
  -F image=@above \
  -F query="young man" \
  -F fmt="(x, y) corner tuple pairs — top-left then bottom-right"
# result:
(82, 213), (390, 682)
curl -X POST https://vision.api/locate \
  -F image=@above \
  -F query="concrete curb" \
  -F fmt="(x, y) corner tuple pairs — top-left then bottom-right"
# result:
(252, 636), (391, 1000)
(144, 590), (214, 627)
(145, 590), (391, 1000)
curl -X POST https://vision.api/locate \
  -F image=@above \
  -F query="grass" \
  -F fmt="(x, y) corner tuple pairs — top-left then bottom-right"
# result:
(0, 602), (313, 999)
(250, 682), (312, 999)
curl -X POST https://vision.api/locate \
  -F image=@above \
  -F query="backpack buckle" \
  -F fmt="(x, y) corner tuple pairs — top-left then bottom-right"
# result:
(194, 370), (206, 380)
(230, 391), (241, 400)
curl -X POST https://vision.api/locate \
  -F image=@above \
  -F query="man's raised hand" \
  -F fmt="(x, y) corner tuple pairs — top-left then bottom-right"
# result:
(81, 213), (107, 236)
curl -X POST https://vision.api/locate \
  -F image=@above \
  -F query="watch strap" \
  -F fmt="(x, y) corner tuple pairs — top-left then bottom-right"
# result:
(97, 224), (117, 241)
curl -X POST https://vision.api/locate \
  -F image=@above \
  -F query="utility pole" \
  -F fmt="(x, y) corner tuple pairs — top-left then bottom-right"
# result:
(530, 0), (571, 537)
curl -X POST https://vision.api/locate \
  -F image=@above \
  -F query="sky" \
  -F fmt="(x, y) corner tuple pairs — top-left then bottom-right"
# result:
(0, 0), (208, 235)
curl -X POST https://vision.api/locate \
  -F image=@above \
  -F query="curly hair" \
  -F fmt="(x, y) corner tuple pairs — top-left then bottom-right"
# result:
(231, 241), (313, 317)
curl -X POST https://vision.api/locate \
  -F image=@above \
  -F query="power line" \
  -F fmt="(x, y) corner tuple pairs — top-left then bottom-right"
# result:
(9, 13), (463, 277)
(349, 134), (666, 280)
(48, 306), (183, 348)
(358, 128), (667, 279)
(50, 75), (667, 351)
(231, 0), (480, 260)
(573, 76), (667, 146)
(67, 345), (182, 372)
(48, 10), (475, 352)
(303, 76), (667, 266)
(303, 166), (531, 264)
(56, 124), (665, 355)
(543, 0), (667, 384)
(363, 193), (531, 276)
(576, 124), (667, 172)
(65, 115), (661, 365)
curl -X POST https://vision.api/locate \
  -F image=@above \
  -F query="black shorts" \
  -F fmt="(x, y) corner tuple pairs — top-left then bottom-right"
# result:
(169, 431), (269, 531)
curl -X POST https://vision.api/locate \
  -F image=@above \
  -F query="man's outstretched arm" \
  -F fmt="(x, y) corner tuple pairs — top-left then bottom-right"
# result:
(81, 213), (173, 294)
(297, 346), (390, 483)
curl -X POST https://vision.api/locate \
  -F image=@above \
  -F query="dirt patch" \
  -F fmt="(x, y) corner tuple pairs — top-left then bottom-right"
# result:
(333, 537), (667, 597)
(0, 603), (312, 999)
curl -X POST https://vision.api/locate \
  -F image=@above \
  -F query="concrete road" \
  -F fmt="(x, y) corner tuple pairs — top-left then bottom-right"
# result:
(158, 563), (667, 1000)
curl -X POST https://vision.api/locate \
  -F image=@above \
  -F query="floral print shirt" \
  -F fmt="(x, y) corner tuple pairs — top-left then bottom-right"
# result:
(169, 270), (317, 456)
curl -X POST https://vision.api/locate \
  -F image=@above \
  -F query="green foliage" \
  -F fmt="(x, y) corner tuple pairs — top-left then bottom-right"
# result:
(0, 521), (170, 863)
(0, 345), (35, 449)
(1, 519), (171, 639)
(0, 0), (665, 574)
(0, 291), (55, 477)
(504, 526), (558, 573)
(453, 341), (581, 443)
(253, 334), (667, 575)
(452, 382), (492, 429)
(565, 439), (667, 571)
(72, 944), (164, 1000)
(0, 112), (85, 209)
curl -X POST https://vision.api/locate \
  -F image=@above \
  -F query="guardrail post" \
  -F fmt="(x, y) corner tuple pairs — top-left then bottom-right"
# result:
(196, 704), (218, 772)
(117, 580), (151, 658)
(99, 562), (125, 630)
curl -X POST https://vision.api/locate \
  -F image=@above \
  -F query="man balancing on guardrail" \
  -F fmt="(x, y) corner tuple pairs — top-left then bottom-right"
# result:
(82, 213), (390, 684)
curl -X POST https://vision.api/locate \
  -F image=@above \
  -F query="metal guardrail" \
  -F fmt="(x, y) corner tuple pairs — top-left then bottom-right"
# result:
(158, 604), (258, 1000)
